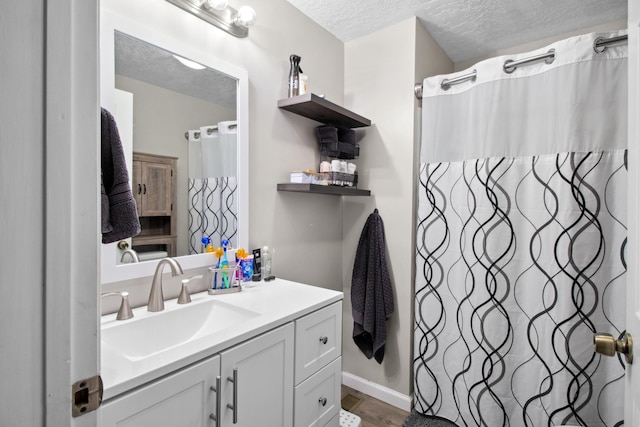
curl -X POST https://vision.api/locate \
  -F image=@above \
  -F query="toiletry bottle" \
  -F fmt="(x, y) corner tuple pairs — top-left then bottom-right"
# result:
(299, 74), (308, 95)
(288, 55), (302, 97)
(262, 245), (272, 277)
(252, 248), (262, 281)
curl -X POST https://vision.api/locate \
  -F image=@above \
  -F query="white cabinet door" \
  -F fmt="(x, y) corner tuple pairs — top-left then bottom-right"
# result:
(220, 323), (294, 427)
(101, 355), (220, 427)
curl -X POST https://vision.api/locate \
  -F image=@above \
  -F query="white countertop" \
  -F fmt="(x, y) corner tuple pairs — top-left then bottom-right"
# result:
(101, 279), (343, 400)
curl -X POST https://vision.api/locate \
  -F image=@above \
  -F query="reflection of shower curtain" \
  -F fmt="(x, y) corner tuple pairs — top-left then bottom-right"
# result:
(188, 122), (238, 253)
(414, 32), (628, 427)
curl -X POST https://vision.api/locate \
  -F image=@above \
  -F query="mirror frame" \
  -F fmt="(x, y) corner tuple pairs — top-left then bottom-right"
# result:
(100, 9), (249, 284)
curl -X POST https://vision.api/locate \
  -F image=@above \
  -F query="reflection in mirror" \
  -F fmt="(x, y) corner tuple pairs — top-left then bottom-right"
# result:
(100, 10), (248, 284)
(113, 32), (239, 264)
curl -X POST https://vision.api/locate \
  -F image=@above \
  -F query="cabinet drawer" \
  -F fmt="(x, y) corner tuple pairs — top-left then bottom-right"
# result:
(295, 301), (342, 384)
(294, 356), (341, 427)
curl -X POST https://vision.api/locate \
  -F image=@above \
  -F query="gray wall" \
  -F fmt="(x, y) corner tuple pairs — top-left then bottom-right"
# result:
(342, 18), (453, 397)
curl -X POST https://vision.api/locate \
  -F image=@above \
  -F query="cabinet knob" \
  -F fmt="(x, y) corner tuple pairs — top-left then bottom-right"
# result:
(319, 336), (328, 345)
(318, 397), (327, 406)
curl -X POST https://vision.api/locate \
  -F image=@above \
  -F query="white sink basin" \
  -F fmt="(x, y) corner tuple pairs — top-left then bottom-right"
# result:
(102, 298), (260, 362)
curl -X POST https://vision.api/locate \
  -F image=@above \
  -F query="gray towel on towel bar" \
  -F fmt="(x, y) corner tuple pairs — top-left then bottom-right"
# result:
(351, 208), (394, 363)
(101, 107), (140, 244)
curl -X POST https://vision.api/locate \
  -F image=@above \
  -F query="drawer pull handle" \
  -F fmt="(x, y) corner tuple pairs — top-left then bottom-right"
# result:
(227, 368), (238, 424)
(209, 376), (221, 427)
(319, 397), (328, 406)
(319, 336), (328, 345)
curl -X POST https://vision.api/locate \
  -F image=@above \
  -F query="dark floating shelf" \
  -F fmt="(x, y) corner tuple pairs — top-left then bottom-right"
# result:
(278, 93), (371, 128)
(277, 183), (371, 196)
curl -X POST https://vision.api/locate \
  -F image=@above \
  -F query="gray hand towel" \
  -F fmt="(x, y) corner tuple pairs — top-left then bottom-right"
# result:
(101, 107), (141, 244)
(351, 208), (394, 363)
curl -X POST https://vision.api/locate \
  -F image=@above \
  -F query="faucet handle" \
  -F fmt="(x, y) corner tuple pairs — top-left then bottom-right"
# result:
(101, 291), (134, 320)
(178, 275), (203, 304)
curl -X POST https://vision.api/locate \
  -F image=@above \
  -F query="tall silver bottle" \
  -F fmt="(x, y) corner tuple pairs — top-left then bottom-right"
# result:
(288, 54), (302, 97)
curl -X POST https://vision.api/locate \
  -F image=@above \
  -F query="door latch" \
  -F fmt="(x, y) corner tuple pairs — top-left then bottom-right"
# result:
(72, 375), (103, 417)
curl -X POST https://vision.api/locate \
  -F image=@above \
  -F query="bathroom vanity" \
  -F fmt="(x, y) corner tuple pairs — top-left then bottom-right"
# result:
(100, 279), (343, 427)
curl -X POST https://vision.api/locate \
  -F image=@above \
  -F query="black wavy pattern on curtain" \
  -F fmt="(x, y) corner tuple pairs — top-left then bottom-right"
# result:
(414, 151), (626, 427)
(188, 177), (237, 253)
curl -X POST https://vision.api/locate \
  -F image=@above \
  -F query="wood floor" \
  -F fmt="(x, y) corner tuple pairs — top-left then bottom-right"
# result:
(341, 385), (409, 427)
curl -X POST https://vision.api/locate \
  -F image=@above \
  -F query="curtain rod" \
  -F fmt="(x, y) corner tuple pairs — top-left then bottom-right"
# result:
(183, 123), (238, 140)
(414, 33), (628, 99)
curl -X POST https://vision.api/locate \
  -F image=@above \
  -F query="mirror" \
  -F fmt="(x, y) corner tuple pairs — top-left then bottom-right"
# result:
(100, 10), (249, 284)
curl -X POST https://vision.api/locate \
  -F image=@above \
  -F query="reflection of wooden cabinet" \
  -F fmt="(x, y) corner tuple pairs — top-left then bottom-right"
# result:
(134, 159), (173, 216)
(132, 152), (177, 257)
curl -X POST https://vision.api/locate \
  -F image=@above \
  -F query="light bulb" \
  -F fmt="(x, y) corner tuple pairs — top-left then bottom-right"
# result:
(173, 55), (206, 70)
(200, 0), (228, 10)
(234, 5), (256, 28)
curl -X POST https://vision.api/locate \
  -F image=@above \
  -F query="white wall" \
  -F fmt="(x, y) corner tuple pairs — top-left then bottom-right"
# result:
(342, 17), (453, 399)
(115, 75), (235, 256)
(102, 0), (346, 292)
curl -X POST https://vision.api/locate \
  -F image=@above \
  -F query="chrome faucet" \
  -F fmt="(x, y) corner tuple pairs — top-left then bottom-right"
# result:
(148, 257), (184, 312)
(120, 248), (140, 263)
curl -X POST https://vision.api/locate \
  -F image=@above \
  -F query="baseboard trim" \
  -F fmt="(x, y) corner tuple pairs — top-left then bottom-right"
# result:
(341, 371), (413, 412)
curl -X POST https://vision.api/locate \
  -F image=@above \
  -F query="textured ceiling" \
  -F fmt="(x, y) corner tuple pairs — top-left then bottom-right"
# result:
(286, 0), (627, 63)
(114, 31), (237, 109)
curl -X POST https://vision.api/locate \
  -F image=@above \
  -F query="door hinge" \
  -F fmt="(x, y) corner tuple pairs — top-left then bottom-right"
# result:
(72, 375), (103, 417)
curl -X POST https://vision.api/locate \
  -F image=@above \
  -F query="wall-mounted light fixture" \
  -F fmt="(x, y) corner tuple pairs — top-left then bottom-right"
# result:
(165, 0), (256, 38)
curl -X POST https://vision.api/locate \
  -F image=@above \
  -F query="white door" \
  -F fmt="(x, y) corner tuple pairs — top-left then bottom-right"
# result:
(626, 3), (640, 425)
(45, 0), (100, 426)
(220, 323), (294, 427)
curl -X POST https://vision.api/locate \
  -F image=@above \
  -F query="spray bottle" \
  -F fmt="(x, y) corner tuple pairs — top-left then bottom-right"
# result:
(288, 54), (302, 97)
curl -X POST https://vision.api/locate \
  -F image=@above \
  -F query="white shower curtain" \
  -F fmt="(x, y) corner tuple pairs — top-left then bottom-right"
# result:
(187, 122), (238, 253)
(414, 31), (628, 426)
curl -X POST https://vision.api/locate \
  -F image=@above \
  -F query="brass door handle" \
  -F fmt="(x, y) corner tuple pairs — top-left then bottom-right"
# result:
(594, 332), (633, 364)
